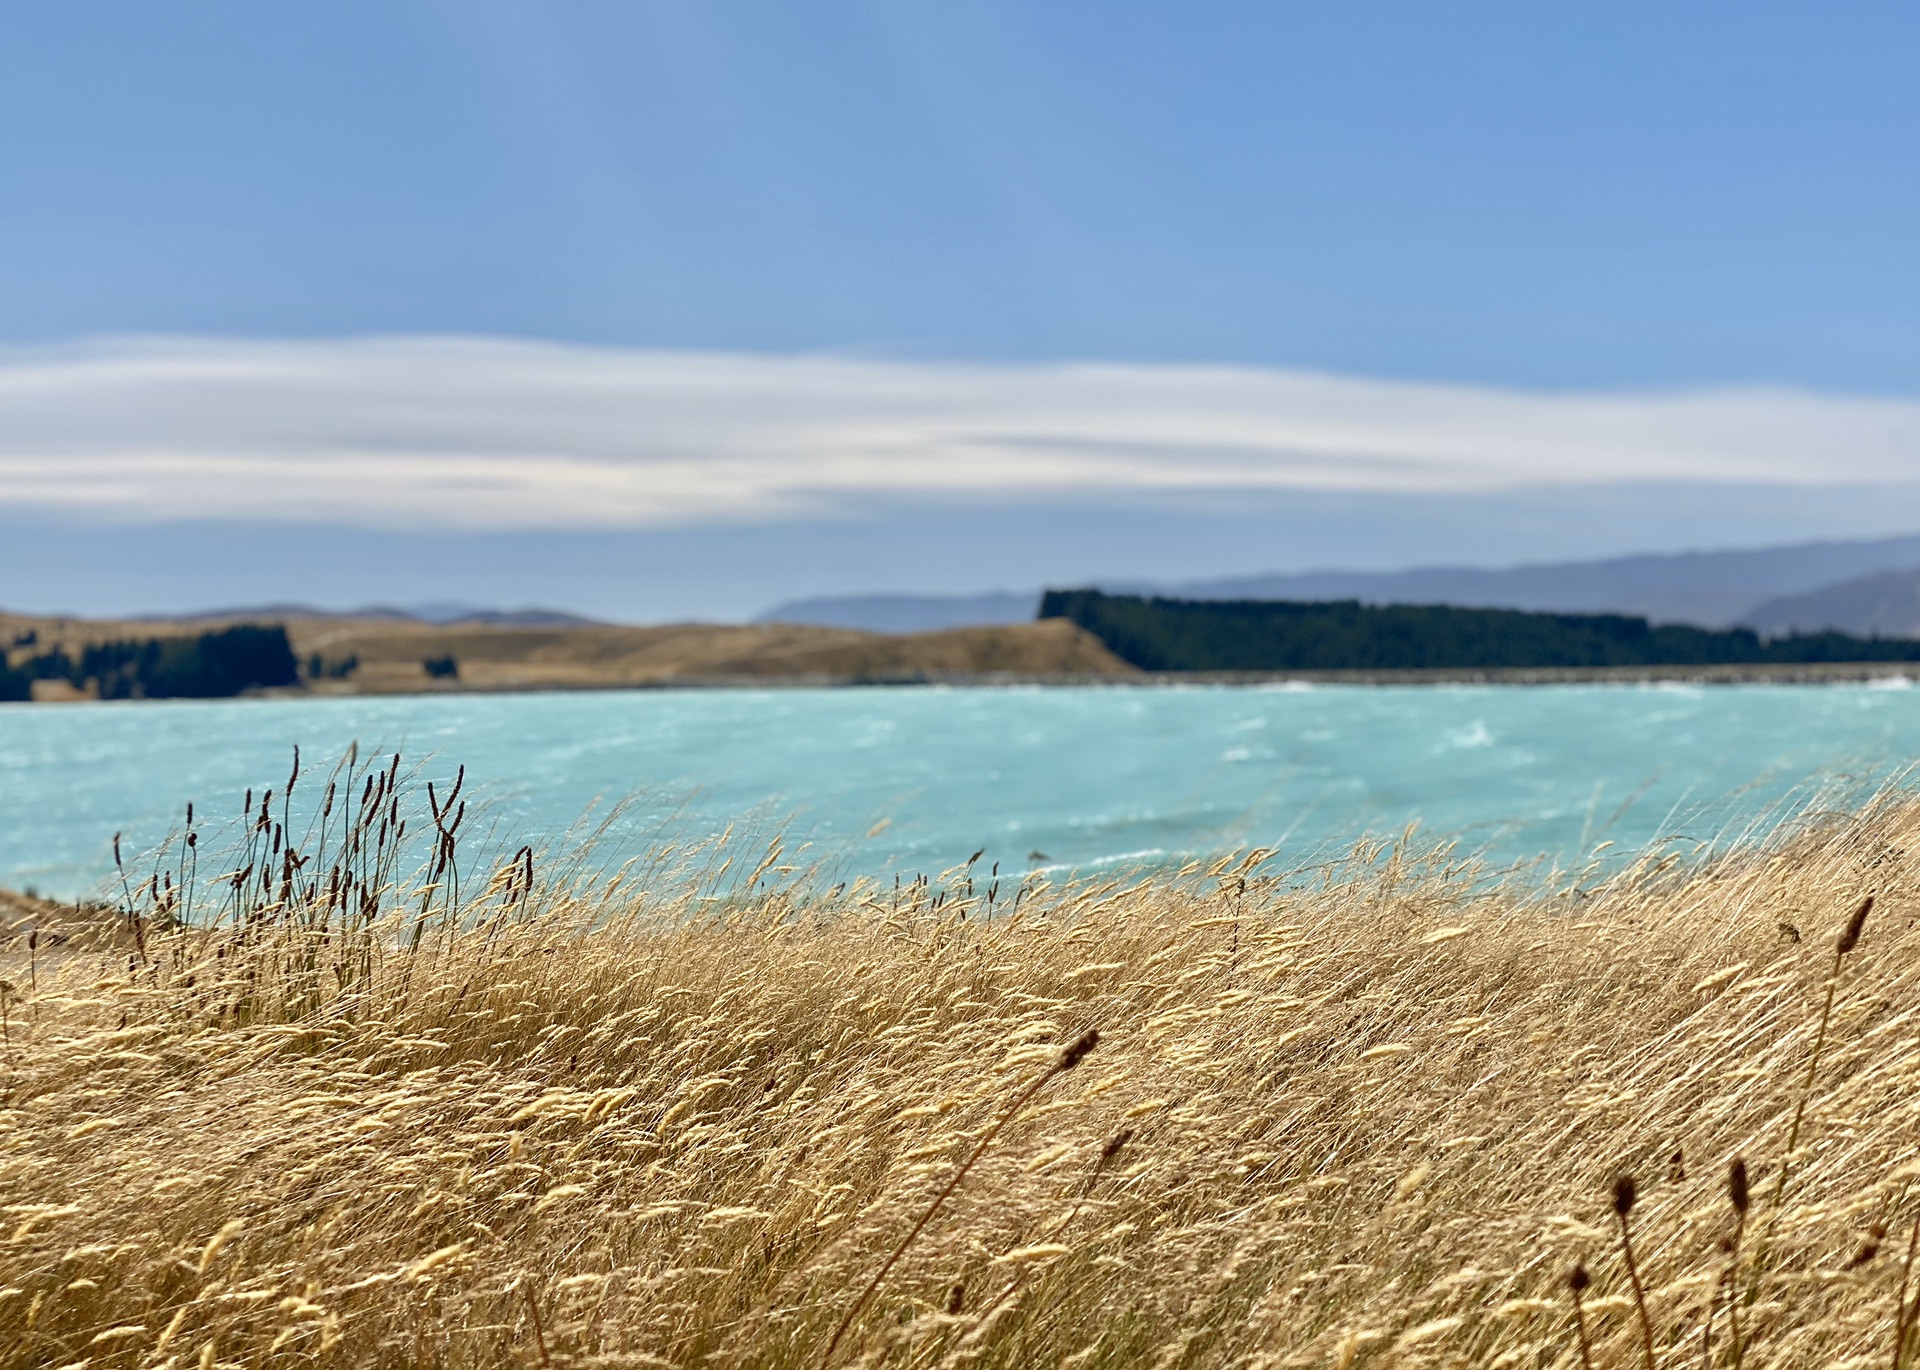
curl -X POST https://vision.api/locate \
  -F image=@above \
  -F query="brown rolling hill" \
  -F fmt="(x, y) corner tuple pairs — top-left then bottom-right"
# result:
(0, 610), (1136, 695)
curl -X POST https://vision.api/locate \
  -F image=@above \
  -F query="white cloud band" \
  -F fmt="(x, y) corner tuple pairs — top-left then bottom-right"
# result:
(2, 335), (1917, 529)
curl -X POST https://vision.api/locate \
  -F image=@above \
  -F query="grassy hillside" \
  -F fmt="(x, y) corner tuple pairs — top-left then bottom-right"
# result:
(3, 758), (1919, 1366)
(0, 612), (1135, 696)
(282, 615), (1134, 690)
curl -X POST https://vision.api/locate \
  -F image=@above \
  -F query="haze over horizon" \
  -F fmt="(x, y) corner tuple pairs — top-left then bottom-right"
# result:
(4, 4), (1918, 620)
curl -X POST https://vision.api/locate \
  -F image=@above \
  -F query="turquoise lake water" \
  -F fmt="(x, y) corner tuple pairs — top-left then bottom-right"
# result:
(4, 683), (1920, 901)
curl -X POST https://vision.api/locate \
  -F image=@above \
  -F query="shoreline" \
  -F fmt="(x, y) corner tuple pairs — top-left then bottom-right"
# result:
(11, 652), (1920, 698)
(11, 659), (1920, 700)
(11, 660), (1920, 706)
(650, 661), (1920, 688)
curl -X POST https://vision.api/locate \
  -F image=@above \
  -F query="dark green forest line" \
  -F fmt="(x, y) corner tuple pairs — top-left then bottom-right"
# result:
(1039, 590), (1920, 672)
(0, 624), (299, 701)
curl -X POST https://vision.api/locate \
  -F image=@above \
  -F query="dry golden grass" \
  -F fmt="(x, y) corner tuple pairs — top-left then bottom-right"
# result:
(6, 758), (1920, 1368)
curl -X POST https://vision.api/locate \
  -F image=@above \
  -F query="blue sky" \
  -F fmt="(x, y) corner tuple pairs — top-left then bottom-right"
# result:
(4, 3), (1919, 617)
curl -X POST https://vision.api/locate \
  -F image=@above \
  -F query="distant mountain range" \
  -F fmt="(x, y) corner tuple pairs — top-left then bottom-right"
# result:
(1743, 567), (1920, 637)
(758, 534), (1920, 637)
(750, 592), (1040, 635)
(140, 602), (603, 628)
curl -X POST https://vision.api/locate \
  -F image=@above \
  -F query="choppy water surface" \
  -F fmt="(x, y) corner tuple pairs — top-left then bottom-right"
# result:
(4, 682), (1919, 900)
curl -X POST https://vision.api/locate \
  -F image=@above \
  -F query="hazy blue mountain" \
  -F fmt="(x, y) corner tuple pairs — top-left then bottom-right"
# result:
(137, 602), (602, 627)
(1742, 567), (1920, 637)
(1166, 536), (1920, 627)
(758, 534), (1920, 633)
(757, 592), (1041, 633)
(384, 601), (602, 626)
(135, 603), (415, 624)
(428, 607), (604, 627)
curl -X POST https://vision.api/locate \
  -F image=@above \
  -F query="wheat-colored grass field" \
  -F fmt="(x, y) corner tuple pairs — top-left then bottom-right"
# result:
(4, 755), (1920, 1368)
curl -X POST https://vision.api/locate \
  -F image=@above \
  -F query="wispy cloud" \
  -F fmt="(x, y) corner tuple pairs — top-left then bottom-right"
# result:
(2, 335), (1917, 529)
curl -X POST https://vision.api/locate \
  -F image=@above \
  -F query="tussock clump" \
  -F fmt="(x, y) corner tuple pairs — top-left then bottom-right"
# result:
(4, 758), (1920, 1367)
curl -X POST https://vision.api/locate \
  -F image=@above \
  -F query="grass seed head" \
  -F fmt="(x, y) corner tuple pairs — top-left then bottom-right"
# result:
(1845, 1223), (1887, 1269)
(1059, 1028), (1099, 1071)
(1728, 1158), (1750, 1216)
(1612, 1173), (1637, 1219)
(1837, 894), (1874, 955)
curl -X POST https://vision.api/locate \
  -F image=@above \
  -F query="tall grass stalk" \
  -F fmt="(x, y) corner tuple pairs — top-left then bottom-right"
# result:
(1613, 1174), (1657, 1370)
(1772, 894), (1875, 1215)
(1893, 1212), (1920, 1370)
(819, 1028), (1098, 1365)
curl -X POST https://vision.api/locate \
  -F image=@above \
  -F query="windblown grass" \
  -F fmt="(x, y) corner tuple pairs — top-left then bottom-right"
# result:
(5, 754), (1920, 1367)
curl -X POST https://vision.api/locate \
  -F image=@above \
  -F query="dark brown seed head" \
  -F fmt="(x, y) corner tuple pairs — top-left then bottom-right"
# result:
(1612, 1173), (1637, 1219)
(1058, 1028), (1100, 1071)
(1567, 1262), (1590, 1293)
(1837, 895), (1873, 955)
(1102, 1128), (1135, 1162)
(946, 1283), (965, 1314)
(1846, 1223), (1887, 1269)
(1728, 1158), (1750, 1216)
